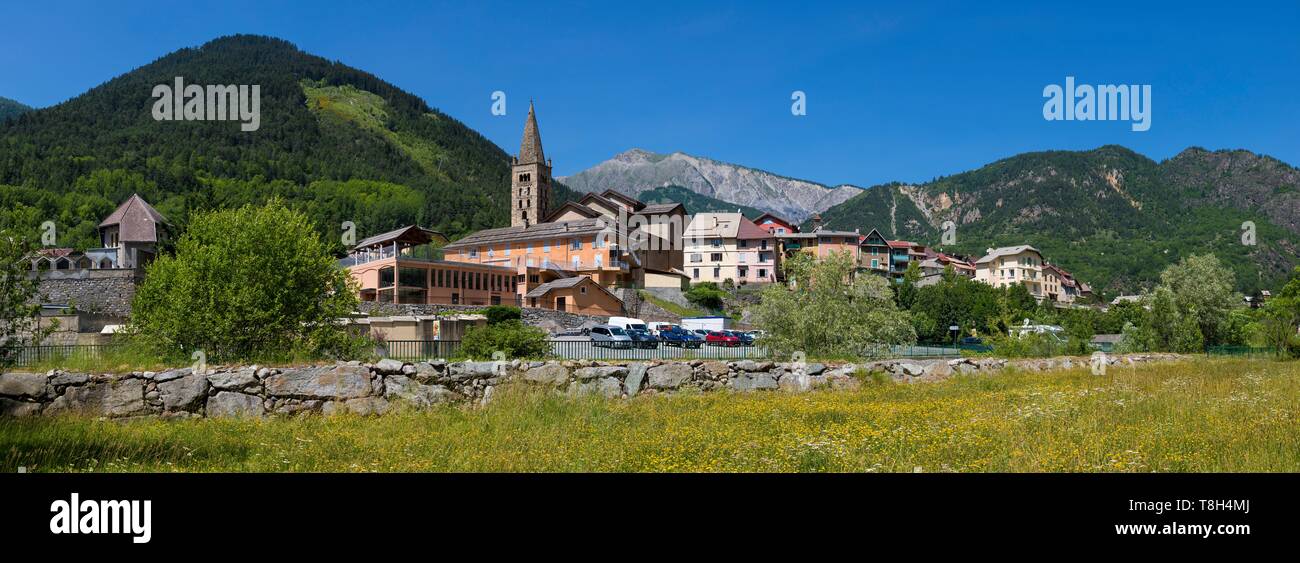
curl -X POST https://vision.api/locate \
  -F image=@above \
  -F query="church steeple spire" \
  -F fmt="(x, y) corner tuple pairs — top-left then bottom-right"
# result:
(517, 101), (546, 165)
(510, 101), (551, 228)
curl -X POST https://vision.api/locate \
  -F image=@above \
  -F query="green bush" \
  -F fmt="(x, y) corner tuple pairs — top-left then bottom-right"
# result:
(685, 282), (727, 311)
(483, 305), (522, 326)
(459, 320), (550, 360)
(129, 199), (359, 362)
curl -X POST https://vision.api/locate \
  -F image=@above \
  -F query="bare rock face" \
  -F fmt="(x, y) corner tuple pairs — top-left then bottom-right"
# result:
(730, 372), (778, 391)
(0, 372), (46, 399)
(159, 374), (210, 413)
(574, 366), (626, 381)
(47, 379), (146, 417)
(264, 365), (371, 400)
(206, 391), (264, 417)
(569, 377), (622, 399)
(523, 364), (569, 387)
(648, 364), (693, 390)
(342, 397), (390, 416)
(624, 363), (648, 396)
(383, 374), (459, 407)
(0, 397), (42, 416)
(207, 369), (259, 392)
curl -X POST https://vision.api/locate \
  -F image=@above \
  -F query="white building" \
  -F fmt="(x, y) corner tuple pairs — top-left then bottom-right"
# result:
(683, 213), (777, 285)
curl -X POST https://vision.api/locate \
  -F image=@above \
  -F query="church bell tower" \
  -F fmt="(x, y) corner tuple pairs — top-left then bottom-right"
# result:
(511, 101), (551, 227)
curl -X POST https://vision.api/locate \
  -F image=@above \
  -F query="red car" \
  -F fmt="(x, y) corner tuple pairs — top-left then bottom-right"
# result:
(705, 331), (740, 347)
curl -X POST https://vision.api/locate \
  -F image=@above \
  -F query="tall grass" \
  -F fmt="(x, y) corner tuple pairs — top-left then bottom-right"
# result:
(2, 358), (1297, 472)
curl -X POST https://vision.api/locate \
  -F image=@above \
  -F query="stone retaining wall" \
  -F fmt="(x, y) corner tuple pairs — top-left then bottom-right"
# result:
(0, 353), (1187, 419)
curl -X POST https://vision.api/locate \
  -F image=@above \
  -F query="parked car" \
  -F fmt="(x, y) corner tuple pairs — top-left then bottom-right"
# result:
(725, 330), (754, 346)
(626, 327), (660, 349)
(660, 328), (703, 348)
(705, 330), (740, 347)
(589, 325), (633, 348)
(958, 336), (993, 352)
(692, 329), (711, 339)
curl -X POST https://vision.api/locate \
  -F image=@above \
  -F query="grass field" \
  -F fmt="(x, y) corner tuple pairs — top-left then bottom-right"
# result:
(2, 358), (1298, 472)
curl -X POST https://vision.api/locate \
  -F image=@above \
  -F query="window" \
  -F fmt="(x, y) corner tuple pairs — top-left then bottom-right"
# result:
(571, 238), (581, 250)
(580, 286), (587, 294)
(572, 256), (581, 269)
(519, 173), (531, 183)
(711, 239), (722, 247)
(738, 240), (748, 249)
(469, 248), (479, 259)
(690, 253), (702, 263)
(758, 268), (767, 278)
(760, 240), (769, 250)
(525, 242), (532, 253)
(713, 267), (720, 278)
(504, 245), (511, 256)
(543, 240), (550, 252)
(693, 268), (699, 279)
(776, 228), (785, 235)
(710, 253), (723, 262)
(595, 254), (603, 267)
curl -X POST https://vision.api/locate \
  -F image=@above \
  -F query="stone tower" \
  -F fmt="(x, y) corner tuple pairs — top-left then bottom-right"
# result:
(511, 101), (551, 228)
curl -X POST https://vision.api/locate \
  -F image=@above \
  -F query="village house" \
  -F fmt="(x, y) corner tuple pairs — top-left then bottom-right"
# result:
(975, 245), (1046, 300)
(753, 212), (799, 236)
(683, 212), (778, 285)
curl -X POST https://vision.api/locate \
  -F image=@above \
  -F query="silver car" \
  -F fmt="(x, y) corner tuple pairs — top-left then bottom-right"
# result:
(589, 324), (634, 348)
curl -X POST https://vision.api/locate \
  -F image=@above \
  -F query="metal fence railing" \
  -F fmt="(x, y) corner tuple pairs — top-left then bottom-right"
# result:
(6, 344), (118, 367)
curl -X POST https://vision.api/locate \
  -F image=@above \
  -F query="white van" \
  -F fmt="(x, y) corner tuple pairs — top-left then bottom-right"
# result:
(607, 316), (649, 332)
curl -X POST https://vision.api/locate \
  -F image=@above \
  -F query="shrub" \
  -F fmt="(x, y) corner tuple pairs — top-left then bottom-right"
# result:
(459, 320), (550, 360)
(483, 305), (522, 325)
(685, 282), (727, 311)
(129, 199), (359, 361)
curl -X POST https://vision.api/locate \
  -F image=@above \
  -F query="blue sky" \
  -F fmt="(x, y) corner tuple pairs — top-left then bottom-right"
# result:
(3, 1), (1298, 186)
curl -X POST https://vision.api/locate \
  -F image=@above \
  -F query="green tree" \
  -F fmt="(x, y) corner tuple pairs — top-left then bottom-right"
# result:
(0, 231), (52, 366)
(129, 199), (359, 360)
(753, 252), (915, 358)
(1157, 254), (1241, 346)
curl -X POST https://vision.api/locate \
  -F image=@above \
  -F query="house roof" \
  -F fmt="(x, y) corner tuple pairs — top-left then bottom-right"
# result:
(98, 194), (169, 242)
(753, 212), (797, 230)
(685, 212), (743, 238)
(444, 218), (613, 250)
(543, 201), (602, 223)
(975, 245), (1041, 264)
(736, 216), (773, 240)
(599, 189), (646, 211)
(886, 240), (914, 249)
(353, 225), (448, 250)
(639, 202), (685, 215)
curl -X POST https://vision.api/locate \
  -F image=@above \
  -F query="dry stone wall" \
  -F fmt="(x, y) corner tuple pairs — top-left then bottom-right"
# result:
(0, 353), (1187, 419)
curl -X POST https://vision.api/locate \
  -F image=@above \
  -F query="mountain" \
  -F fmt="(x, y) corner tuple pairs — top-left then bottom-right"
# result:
(0, 35), (577, 251)
(813, 145), (1299, 295)
(0, 97), (32, 121)
(559, 148), (861, 223)
(637, 185), (767, 218)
